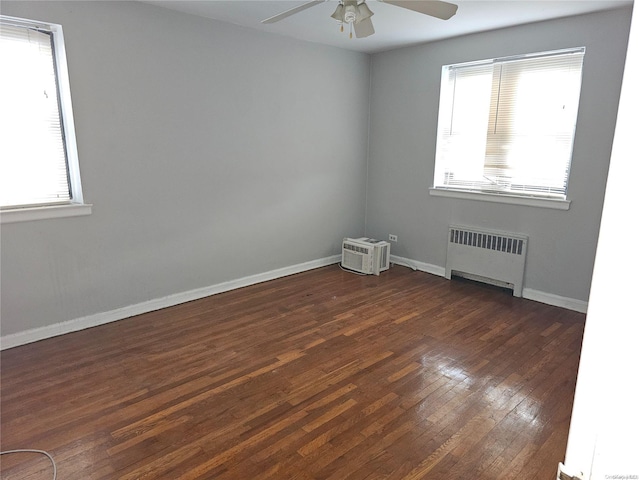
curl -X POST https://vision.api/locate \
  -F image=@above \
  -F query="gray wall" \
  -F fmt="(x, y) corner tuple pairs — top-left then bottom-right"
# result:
(1, 2), (632, 340)
(365, 7), (632, 303)
(0, 1), (370, 336)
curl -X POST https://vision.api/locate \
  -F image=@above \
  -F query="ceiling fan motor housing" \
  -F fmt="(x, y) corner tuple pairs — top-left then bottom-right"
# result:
(344, 4), (357, 24)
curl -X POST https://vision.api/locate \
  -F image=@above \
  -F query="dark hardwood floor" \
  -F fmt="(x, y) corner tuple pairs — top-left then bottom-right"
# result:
(0, 265), (585, 479)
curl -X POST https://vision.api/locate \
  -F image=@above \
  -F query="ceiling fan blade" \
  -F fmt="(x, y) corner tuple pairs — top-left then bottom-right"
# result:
(262, 0), (326, 24)
(354, 17), (375, 38)
(382, 0), (458, 20)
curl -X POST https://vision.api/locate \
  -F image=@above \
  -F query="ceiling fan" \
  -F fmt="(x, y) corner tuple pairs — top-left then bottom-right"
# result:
(262, 0), (458, 39)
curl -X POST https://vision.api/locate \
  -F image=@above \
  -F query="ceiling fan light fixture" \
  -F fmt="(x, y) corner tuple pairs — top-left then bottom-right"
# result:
(356, 2), (374, 23)
(264, 0), (458, 39)
(332, 1), (364, 25)
(330, 4), (344, 22)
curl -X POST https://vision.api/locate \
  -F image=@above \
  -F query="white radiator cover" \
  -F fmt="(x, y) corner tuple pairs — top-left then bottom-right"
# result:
(445, 225), (528, 297)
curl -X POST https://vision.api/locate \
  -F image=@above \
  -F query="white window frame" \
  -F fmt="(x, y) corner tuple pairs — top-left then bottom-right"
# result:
(430, 48), (586, 210)
(1, 15), (91, 224)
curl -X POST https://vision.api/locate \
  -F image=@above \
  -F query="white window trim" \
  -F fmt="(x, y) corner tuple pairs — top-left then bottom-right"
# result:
(1, 202), (92, 224)
(432, 47), (584, 203)
(429, 187), (571, 210)
(1, 15), (91, 224)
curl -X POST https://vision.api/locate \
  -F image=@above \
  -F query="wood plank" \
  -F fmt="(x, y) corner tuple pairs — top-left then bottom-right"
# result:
(0, 265), (585, 479)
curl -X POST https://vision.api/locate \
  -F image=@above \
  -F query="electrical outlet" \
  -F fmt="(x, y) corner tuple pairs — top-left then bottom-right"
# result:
(389, 234), (398, 242)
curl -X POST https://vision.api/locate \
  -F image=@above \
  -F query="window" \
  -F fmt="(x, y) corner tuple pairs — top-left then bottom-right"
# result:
(432, 48), (585, 205)
(0, 16), (90, 222)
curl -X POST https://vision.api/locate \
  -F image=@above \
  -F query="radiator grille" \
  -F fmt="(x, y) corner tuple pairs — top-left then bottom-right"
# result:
(450, 228), (524, 255)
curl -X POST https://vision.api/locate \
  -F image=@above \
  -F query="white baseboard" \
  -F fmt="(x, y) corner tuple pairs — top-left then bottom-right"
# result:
(0, 255), (341, 351)
(390, 255), (446, 277)
(522, 288), (588, 313)
(1, 253), (588, 350)
(390, 255), (588, 313)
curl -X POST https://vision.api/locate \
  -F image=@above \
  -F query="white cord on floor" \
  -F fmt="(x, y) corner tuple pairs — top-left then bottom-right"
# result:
(338, 264), (368, 275)
(390, 259), (418, 271)
(0, 449), (57, 480)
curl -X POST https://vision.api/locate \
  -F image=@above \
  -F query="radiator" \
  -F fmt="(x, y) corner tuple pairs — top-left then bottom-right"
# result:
(445, 225), (528, 297)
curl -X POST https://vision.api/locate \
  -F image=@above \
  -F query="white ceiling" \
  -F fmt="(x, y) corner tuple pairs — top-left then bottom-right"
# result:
(142, 0), (633, 53)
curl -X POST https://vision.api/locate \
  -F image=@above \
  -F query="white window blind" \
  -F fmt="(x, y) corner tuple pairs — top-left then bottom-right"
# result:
(433, 48), (585, 200)
(0, 20), (72, 208)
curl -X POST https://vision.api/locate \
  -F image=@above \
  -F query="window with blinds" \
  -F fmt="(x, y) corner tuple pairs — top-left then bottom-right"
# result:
(433, 48), (585, 200)
(0, 16), (82, 210)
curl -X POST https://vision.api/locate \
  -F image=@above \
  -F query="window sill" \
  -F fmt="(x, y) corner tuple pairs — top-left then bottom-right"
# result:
(1, 203), (93, 224)
(429, 188), (571, 210)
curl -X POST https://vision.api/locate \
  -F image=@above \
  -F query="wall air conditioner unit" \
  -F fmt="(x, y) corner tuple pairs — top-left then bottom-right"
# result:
(341, 238), (390, 275)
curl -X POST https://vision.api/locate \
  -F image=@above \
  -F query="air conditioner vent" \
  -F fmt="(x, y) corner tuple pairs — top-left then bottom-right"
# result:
(344, 243), (369, 254)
